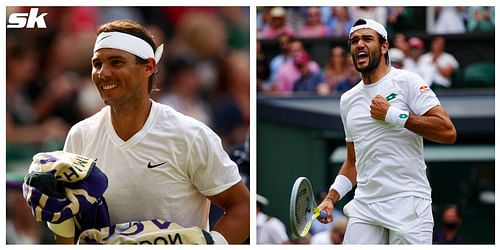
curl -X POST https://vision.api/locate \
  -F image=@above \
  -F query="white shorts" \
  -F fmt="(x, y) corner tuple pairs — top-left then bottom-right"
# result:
(342, 196), (433, 244)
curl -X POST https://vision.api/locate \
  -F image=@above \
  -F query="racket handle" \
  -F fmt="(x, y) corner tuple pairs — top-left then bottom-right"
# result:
(319, 210), (327, 219)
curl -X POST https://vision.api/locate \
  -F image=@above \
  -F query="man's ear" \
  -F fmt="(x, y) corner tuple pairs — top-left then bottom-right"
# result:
(145, 58), (156, 77)
(381, 41), (389, 56)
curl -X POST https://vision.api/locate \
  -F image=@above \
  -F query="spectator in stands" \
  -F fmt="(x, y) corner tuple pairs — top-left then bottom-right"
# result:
(387, 7), (412, 33)
(6, 32), (70, 244)
(256, 40), (271, 92)
(310, 216), (348, 244)
(213, 51), (250, 149)
(257, 7), (272, 35)
(327, 7), (354, 37)
(432, 7), (467, 34)
(467, 6), (495, 32)
(6, 33), (69, 146)
(269, 34), (294, 82)
(217, 7), (250, 50)
(321, 46), (349, 94)
(403, 37), (425, 78)
(335, 57), (361, 93)
(389, 48), (405, 69)
(259, 7), (295, 39)
(433, 204), (465, 244)
(353, 7), (387, 26)
(273, 40), (321, 94)
(256, 194), (290, 244)
(292, 51), (326, 94)
(275, 7), (301, 35)
(158, 55), (211, 125)
(392, 33), (409, 57)
(299, 7), (329, 38)
(172, 10), (228, 80)
(419, 36), (459, 89)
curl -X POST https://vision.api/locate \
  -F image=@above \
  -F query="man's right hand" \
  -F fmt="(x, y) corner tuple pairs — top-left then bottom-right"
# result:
(318, 189), (341, 224)
(317, 198), (333, 224)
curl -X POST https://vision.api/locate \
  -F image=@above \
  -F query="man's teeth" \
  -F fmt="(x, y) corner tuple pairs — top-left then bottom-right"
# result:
(102, 84), (117, 90)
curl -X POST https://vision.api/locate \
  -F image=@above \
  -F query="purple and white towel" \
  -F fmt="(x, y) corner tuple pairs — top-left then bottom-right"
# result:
(23, 151), (110, 233)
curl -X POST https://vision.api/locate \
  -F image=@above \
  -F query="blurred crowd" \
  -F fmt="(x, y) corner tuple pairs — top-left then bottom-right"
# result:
(258, 7), (494, 40)
(257, 6), (494, 96)
(6, 6), (249, 244)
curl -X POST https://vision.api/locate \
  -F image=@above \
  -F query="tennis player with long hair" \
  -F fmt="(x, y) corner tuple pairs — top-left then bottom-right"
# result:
(51, 19), (249, 244)
(318, 18), (456, 244)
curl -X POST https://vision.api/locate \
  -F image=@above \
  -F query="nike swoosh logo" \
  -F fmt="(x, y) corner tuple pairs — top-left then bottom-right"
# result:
(100, 34), (112, 40)
(147, 161), (167, 169)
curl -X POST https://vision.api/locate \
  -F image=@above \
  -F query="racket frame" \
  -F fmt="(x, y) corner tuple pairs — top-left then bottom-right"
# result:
(289, 177), (316, 237)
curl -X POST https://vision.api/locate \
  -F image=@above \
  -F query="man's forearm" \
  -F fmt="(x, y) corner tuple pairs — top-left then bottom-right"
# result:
(327, 158), (357, 205)
(211, 202), (249, 243)
(209, 181), (250, 244)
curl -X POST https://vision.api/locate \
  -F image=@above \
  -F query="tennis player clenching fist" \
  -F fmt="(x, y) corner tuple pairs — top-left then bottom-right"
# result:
(317, 19), (456, 244)
(56, 19), (249, 244)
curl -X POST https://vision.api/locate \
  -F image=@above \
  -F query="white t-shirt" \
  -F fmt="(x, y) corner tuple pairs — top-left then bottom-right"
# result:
(340, 67), (440, 203)
(310, 230), (332, 244)
(63, 101), (241, 229)
(256, 212), (289, 244)
(403, 58), (423, 79)
(419, 52), (459, 88)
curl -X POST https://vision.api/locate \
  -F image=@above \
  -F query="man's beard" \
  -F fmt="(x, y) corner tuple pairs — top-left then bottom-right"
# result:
(353, 50), (382, 74)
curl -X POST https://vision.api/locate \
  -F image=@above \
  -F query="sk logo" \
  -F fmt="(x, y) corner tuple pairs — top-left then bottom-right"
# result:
(399, 114), (409, 119)
(385, 93), (397, 101)
(7, 8), (48, 29)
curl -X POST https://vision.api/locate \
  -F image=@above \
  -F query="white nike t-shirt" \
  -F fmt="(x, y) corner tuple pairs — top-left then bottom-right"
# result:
(63, 101), (241, 229)
(340, 67), (440, 203)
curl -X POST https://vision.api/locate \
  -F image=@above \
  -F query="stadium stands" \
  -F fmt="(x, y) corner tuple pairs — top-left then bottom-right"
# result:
(258, 7), (494, 92)
(462, 62), (495, 88)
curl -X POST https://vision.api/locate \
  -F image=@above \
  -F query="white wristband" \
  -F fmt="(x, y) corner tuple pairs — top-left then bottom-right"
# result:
(209, 231), (228, 244)
(329, 175), (353, 201)
(385, 106), (409, 127)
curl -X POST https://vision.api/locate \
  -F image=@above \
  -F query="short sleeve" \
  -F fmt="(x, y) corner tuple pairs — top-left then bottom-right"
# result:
(404, 72), (441, 116)
(340, 96), (353, 142)
(186, 126), (241, 196)
(63, 125), (84, 154)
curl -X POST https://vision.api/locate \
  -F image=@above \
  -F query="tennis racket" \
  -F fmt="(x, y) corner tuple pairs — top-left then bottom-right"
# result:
(289, 177), (327, 237)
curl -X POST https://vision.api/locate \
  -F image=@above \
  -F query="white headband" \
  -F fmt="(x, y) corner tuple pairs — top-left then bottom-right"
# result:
(94, 31), (164, 64)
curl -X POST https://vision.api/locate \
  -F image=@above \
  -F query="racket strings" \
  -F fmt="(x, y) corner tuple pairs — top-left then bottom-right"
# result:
(295, 183), (312, 232)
